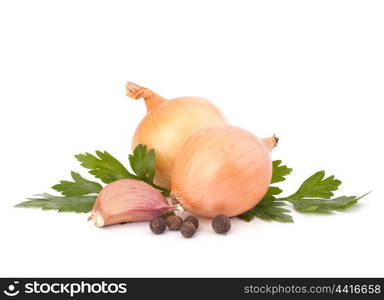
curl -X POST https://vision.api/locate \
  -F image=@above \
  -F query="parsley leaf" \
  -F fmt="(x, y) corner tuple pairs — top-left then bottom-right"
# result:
(239, 161), (368, 223)
(128, 145), (169, 195)
(15, 193), (96, 213)
(264, 186), (283, 198)
(129, 144), (156, 183)
(74, 146), (168, 195)
(239, 198), (293, 223)
(16, 145), (170, 213)
(278, 170), (367, 214)
(285, 171), (341, 200)
(270, 160), (292, 184)
(289, 193), (370, 213)
(52, 171), (102, 196)
(75, 151), (135, 184)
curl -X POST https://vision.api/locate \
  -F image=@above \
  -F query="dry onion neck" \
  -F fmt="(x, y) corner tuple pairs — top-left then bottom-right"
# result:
(263, 135), (279, 150)
(126, 81), (166, 111)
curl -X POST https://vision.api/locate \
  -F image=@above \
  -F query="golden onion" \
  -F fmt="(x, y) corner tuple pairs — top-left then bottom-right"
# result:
(170, 125), (277, 217)
(126, 82), (227, 188)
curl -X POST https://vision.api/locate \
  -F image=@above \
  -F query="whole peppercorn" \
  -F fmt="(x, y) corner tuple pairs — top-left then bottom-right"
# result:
(166, 215), (183, 230)
(184, 215), (199, 229)
(212, 214), (231, 234)
(149, 217), (166, 234)
(180, 221), (196, 238)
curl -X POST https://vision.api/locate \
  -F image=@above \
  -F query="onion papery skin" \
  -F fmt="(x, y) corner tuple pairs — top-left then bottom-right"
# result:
(90, 179), (172, 227)
(171, 125), (275, 218)
(127, 82), (227, 189)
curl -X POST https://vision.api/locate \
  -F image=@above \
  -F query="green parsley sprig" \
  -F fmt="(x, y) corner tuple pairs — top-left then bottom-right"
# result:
(52, 171), (103, 196)
(16, 145), (170, 212)
(15, 193), (96, 213)
(239, 160), (369, 223)
(75, 145), (168, 195)
(16, 146), (368, 223)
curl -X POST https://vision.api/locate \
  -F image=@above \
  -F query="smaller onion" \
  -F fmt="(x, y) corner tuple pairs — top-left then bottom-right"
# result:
(89, 179), (174, 227)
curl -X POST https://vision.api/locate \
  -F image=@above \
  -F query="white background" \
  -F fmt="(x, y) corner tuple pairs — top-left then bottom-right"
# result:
(0, 0), (383, 277)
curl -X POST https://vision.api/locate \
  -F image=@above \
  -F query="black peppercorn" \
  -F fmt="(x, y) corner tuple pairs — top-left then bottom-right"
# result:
(212, 214), (231, 234)
(180, 221), (196, 238)
(149, 217), (166, 234)
(184, 215), (199, 229)
(166, 215), (183, 230)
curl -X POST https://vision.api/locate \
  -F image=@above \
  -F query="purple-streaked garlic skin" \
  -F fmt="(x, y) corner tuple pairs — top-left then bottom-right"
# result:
(90, 179), (172, 227)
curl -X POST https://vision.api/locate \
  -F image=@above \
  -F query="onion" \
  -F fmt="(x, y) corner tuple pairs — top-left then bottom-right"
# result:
(89, 179), (174, 227)
(126, 82), (227, 188)
(170, 125), (277, 218)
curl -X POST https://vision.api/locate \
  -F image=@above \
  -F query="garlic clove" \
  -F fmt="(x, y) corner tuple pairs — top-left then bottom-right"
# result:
(89, 179), (173, 227)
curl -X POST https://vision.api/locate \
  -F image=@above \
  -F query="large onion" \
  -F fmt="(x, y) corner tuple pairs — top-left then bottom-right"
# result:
(170, 125), (277, 218)
(126, 82), (227, 188)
